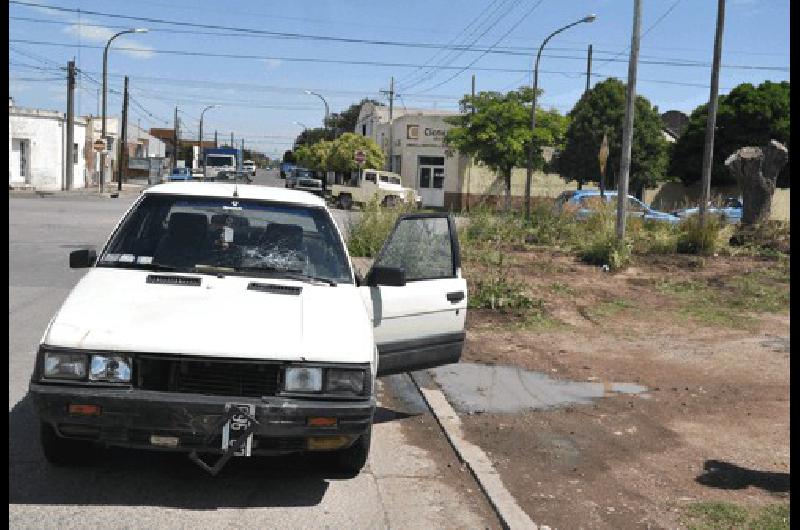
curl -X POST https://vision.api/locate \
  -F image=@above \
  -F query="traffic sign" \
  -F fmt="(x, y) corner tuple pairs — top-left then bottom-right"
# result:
(354, 149), (366, 165)
(93, 138), (106, 152)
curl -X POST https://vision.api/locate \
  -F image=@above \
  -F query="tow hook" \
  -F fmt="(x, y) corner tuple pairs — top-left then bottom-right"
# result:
(188, 407), (260, 476)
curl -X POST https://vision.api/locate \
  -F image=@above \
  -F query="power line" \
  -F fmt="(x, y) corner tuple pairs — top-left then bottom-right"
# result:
(10, 39), (789, 73)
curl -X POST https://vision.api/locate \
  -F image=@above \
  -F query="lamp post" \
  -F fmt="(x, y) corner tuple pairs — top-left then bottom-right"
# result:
(524, 14), (596, 220)
(101, 27), (147, 193)
(305, 90), (331, 139)
(199, 104), (219, 176)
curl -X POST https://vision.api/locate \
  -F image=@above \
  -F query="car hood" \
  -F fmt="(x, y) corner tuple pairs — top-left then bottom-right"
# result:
(44, 268), (375, 363)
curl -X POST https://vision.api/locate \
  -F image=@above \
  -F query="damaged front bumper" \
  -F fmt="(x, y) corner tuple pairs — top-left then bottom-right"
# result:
(30, 383), (375, 456)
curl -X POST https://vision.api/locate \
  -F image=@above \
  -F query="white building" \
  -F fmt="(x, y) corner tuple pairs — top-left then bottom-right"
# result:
(355, 102), (463, 208)
(9, 105), (88, 190)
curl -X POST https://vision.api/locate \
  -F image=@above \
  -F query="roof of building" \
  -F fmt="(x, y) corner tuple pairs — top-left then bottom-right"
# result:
(359, 101), (460, 123)
(144, 182), (326, 207)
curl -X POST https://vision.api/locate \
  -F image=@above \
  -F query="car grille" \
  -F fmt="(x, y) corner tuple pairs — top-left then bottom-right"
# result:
(137, 357), (281, 398)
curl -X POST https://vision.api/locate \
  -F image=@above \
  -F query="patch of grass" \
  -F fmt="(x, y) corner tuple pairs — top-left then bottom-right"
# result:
(677, 215), (724, 255)
(346, 198), (415, 257)
(583, 298), (633, 320)
(681, 501), (789, 530)
(469, 276), (537, 312)
(579, 233), (633, 271)
(549, 281), (577, 296)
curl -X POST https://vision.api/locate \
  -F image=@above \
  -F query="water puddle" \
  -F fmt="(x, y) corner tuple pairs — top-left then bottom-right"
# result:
(430, 363), (649, 414)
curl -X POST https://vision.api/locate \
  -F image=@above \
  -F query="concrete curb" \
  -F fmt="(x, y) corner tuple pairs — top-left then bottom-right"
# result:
(410, 372), (541, 530)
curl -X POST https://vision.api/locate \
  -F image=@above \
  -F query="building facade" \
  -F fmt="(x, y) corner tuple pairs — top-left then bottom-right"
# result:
(9, 105), (88, 190)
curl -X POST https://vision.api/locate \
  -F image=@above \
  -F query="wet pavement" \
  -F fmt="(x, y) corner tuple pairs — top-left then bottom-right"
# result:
(429, 363), (649, 414)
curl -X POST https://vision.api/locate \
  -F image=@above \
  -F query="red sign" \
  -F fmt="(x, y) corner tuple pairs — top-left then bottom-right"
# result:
(354, 149), (366, 165)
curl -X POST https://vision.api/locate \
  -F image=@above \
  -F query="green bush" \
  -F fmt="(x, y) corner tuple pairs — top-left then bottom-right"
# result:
(677, 215), (723, 255)
(346, 198), (415, 257)
(523, 202), (581, 247)
(579, 233), (632, 271)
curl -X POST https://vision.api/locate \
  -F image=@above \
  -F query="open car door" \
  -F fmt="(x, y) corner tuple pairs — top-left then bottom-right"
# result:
(359, 214), (467, 377)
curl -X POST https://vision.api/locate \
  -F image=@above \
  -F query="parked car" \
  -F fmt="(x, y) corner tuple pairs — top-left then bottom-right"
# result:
(329, 169), (422, 210)
(555, 190), (680, 224)
(213, 170), (252, 183)
(286, 167), (324, 196)
(671, 197), (742, 224)
(166, 167), (192, 182)
(30, 182), (467, 475)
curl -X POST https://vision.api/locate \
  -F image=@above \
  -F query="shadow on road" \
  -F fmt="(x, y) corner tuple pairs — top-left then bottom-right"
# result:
(9, 394), (339, 508)
(696, 459), (790, 494)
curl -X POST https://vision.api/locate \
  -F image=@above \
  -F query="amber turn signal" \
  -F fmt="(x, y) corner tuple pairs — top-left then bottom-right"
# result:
(307, 416), (338, 427)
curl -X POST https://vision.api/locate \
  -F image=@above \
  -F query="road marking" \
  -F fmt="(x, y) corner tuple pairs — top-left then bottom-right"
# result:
(411, 374), (539, 530)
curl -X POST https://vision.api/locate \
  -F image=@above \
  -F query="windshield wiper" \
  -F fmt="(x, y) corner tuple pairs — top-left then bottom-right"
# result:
(235, 266), (337, 286)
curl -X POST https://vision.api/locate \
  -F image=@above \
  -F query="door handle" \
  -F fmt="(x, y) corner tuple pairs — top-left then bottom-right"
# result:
(446, 291), (465, 303)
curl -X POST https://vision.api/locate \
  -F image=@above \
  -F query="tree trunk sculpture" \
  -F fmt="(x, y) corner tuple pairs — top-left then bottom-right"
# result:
(724, 140), (788, 226)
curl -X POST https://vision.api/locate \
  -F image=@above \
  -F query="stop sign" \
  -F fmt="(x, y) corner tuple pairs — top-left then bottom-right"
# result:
(354, 149), (366, 165)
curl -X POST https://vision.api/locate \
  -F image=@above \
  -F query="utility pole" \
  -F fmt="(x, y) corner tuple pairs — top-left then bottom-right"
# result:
(466, 73), (476, 212)
(699, 0), (726, 230)
(380, 77), (395, 172)
(117, 75), (128, 192)
(214, 130), (218, 148)
(586, 44), (593, 93)
(65, 60), (76, 191)
(173, 106), (179, 170)
(230, 132), (234, 148)
(240, 138), (244, 173)
(615, 0), (642, 240)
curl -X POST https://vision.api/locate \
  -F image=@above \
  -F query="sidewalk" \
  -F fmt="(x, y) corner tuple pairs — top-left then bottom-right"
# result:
(9, 180), (149, 199)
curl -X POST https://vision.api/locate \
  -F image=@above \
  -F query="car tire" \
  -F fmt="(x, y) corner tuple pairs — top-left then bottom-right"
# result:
(332, 424), (371, 475)
(40, 422), (94, 466)
(339, 194), (353, 210)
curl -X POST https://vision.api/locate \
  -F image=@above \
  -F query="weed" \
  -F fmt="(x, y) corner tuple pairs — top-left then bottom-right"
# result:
(677, 215), (724, 255)
(579, 233), (633, 271)
(681, 501), (789, 530)
(346, 198), (415, 257)
(549, 282), (577, 296)
(583, 298), (633, 321)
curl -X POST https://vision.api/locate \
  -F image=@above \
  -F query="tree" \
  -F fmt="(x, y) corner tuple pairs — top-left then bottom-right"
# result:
(445, 88), (567, 211)
(295, 140), (334, 172)
(326, 133), (384, 173)
(326, 98), (380, 136)
(282, 150), (296, 164)
(559, 78), (669, 196)
(294, 127), (329, 149)
(669, 81), (790, 188)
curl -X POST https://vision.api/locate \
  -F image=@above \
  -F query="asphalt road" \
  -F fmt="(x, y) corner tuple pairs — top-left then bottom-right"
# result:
(8, 193), (495, 529)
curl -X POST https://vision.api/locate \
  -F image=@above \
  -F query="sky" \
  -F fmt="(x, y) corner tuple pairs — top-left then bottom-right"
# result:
(8, 0), (790, 159)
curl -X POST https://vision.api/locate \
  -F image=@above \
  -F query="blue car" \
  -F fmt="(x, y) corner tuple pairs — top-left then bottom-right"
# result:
(167, 167), (192, 182)
(555, 190), (681, 224)
(671, 197), (742, 224)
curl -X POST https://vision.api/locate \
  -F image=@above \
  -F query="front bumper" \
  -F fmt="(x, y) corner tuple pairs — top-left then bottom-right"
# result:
(30, 383), (375, 455)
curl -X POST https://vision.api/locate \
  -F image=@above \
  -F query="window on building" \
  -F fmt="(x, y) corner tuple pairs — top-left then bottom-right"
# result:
(73, 143), (79, 164)
(419, 156), (445, 166)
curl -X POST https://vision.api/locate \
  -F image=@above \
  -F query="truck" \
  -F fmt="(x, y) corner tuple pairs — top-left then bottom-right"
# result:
(329, 169), (422, 210)
(204, 148), (240, 180)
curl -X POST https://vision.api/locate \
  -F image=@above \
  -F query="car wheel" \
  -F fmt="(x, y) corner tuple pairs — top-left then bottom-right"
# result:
(331, 424), (371, 475)
(40, 422), (94, 466)
(339, 194), (353, 210)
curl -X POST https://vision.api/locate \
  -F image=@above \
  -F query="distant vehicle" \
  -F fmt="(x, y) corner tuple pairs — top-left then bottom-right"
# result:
(285, 167), (324, 196)
(671, 197), (742, 224)
(242, 160), (256, 177)
(166, 167), (192, 182)
(190, 168), (203, 179)
(555, 190), (680, 224)
(213, 170), (252, 183)
(329, 169), (422, 210)
(280, 162), (296, 179)
(204, 148), (240, 180)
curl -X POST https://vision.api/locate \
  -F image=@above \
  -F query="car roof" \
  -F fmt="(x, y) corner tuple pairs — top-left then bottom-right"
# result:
(144, 182), (327, 207)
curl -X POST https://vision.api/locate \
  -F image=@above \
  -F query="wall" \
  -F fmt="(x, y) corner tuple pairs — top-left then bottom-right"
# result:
(9, 108), (87, 190)
(645, 181), (790, 221)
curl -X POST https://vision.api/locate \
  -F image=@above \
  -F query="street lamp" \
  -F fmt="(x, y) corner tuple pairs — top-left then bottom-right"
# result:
(199, 104), (220, 175)
(304, 90), (332, 139)
(524, 14), (596, 220)
(101, 27), (147, 193)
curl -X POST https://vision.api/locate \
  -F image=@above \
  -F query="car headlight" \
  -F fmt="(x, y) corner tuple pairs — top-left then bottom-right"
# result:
(89, 354), (131, 383)
(284, 366), (323, 393)
(326, 368), (366, 395)
(44, 351), (87, 380)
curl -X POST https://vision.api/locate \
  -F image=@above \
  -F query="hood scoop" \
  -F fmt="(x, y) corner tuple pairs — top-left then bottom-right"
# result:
(146, 275), (202, 286)
(247, 282), (302, 295)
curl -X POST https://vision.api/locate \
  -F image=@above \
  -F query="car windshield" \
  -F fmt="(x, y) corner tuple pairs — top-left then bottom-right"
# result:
(207, 156), (234, 167)
(98, 194), (353, 284)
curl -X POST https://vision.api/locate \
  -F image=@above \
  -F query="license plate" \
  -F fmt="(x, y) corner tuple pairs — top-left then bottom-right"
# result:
(221, 403), (255, 457)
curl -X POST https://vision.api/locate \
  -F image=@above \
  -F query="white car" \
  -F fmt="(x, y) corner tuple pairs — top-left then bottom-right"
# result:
(29, 182), (467, 475)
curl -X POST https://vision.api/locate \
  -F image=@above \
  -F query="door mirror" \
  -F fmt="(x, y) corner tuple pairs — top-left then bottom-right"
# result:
(366, 266), (406, 287)
(69, 248), (97, 268)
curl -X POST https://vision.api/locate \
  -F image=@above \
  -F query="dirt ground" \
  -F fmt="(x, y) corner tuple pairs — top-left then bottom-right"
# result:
(460, 250), (789, 529)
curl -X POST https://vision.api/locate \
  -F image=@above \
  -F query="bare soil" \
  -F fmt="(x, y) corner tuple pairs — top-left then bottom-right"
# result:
(460, 250), (789, 529)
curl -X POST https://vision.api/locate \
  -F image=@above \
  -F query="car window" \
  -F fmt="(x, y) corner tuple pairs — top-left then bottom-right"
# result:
(365, 172), (376, 183)
(99, 194), (353, 284)
(375, 217), (453, 281)
(379, 175), (389, 182)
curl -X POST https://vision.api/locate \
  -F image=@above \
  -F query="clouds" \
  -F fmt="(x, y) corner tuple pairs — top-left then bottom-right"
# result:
(62, 20), (155, 60)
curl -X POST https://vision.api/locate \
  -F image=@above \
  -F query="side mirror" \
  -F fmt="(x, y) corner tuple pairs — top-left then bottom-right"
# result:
(366, 266), (405, 287)
(70, 249), (97, 268)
